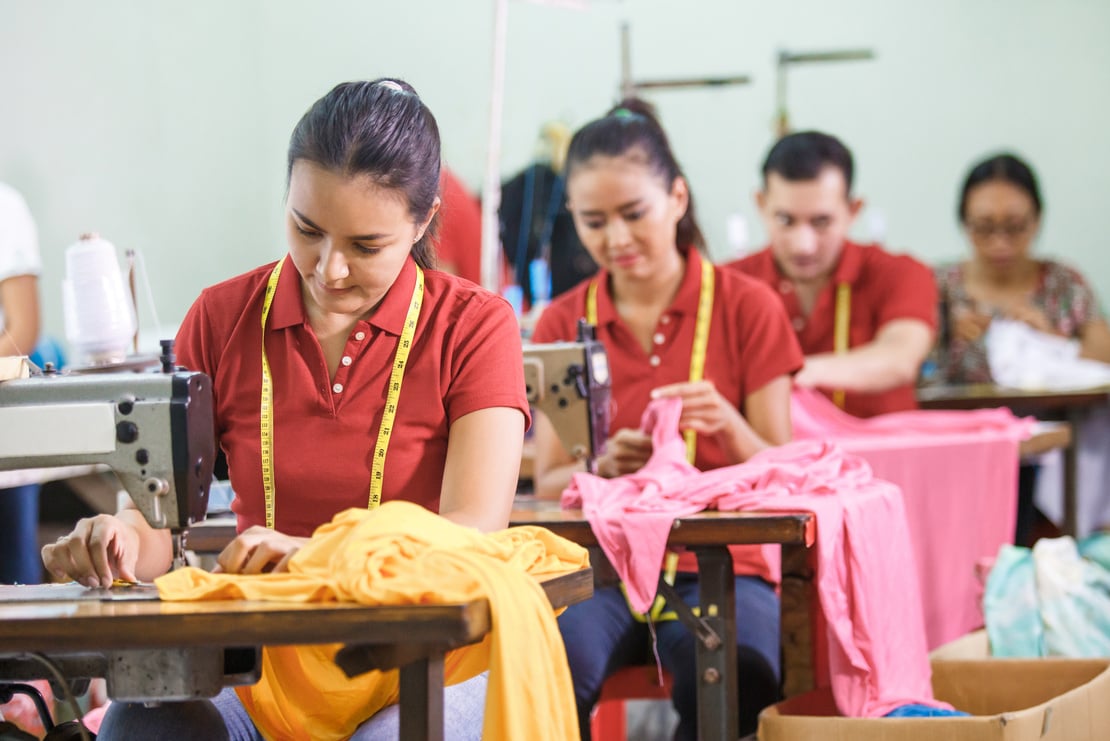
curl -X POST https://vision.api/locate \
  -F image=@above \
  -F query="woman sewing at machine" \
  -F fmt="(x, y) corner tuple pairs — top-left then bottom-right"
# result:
(935, 152), (1110, 381)
(530, 99), (802, 739)
(41, 78), (528, 740)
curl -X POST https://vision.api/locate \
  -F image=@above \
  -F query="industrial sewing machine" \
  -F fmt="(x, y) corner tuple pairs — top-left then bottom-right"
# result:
(523, 320), (611, 473)
(0, 341), (228, 710)
(0, 340), (215, 567)
(0, 334), (606, 710)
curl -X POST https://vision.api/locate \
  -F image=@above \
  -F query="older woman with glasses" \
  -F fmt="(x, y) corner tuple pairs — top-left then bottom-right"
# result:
(934, 152), (1110, 384)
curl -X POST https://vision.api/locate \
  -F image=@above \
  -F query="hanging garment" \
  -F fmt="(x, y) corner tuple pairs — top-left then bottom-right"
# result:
(562, 397), (945, 718)
(791, 387), (1033, 648)
(156, 502), (588, 741)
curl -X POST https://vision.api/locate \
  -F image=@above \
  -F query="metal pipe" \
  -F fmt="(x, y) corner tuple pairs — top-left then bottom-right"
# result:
(633, 75), (752, 92)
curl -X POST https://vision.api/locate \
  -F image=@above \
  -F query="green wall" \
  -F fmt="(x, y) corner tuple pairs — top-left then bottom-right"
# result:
(2, 0), (1108, 347)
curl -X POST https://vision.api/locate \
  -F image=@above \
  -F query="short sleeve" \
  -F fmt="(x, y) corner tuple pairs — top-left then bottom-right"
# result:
(443, 293), (531, 428)
(875, 255), (938, 330)
(730, 278), (804, 396)
(0, 184), (41, 282)
(175, 291), (219, 379)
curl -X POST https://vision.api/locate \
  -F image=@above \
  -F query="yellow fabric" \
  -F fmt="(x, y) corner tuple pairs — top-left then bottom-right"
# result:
(156, 502), (589, 741)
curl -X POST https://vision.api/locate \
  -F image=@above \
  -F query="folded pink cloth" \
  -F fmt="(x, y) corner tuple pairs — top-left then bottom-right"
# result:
(562, 397), (944, 717)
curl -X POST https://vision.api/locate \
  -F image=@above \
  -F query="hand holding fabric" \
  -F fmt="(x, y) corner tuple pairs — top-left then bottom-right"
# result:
(952, 306), (993, 343)
(596, 428), (653, 478)
(651, 378), (748, 444)
(215, 526), (309, 574)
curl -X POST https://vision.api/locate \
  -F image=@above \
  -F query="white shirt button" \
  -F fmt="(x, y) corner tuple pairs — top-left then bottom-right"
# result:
(649, 355), (661, 367)
(792, 316), (806, 331)
(354, 331), (366, 341)
(653, 333), (665, 345)
(332, 383), (344, 393)
(341, 355), (353, 367)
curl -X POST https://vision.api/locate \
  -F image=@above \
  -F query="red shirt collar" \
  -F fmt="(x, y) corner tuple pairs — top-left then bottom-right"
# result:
(593, 248), (705, 324)
(268, 254), (418, 336)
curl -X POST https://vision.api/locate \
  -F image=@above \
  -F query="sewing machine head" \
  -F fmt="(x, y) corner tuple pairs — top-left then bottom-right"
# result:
(523, 320), (611, 472)
(0, 346), (215, 536)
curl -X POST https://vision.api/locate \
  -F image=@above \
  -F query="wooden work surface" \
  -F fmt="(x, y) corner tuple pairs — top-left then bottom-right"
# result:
(187, 502), (816, 554)
(0, 569), (592, 654)
(510, 497), (816, 547)
(917, 383), (1110, 412)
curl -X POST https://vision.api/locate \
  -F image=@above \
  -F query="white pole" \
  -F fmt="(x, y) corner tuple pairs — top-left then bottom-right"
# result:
(480, 0), (510, 292)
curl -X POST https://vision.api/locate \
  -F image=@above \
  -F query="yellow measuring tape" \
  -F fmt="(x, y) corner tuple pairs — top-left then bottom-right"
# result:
(831, 282), (851, 409)
(259, 258), (424, 529)
(586, 257), (714, 465)
(587, 257), (714, 622)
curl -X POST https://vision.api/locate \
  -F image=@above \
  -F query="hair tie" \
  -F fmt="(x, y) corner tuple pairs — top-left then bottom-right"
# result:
(612, 107), (637, 120)
(377, 80), (404, 93)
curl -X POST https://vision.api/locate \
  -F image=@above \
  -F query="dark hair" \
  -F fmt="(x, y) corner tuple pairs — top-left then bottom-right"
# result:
(761, 130), (854, 193)
(287, 78), (441, 268)
(564, 98), (706, 252)
(957, 153), (1042, 223)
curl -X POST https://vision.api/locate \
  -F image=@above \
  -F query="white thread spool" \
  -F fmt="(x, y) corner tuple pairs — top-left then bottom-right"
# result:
(63, 233), (136, 366)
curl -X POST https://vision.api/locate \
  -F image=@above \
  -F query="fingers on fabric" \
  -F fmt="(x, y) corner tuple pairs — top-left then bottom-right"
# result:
(218, 527), (296, 574)
(600, 429), (653, 477)
(41, 515), (133, 588)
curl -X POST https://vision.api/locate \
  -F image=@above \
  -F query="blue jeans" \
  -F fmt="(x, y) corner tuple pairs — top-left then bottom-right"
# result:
(97, 672), (487, 740)
(0, 485), (41, 585)
(558, 573), (780, 740)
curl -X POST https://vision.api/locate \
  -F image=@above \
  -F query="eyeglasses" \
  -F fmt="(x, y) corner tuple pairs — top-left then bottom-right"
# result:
(965, 217), (1036, 240)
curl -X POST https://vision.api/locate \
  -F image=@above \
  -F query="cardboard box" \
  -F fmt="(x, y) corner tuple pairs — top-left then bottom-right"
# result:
(758, 657), (1110, 740)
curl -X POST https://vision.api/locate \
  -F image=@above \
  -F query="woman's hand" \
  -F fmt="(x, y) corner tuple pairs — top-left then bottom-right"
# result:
(215, 526), (309, 574)
(652, 379), (743, 441)
(596, 428), (653, 478)
(952, 307), (993, 342)
(42, 514), (141, 588)
(1004, 302), (1057, 335)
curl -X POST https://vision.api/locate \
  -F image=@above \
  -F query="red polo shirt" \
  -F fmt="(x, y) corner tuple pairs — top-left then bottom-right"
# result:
(532, 249), (803, 581)
(730, 241), (937, 418)
(176, 255), (530, 537)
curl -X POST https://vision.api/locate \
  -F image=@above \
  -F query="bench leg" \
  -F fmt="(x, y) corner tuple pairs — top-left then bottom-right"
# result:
(399, 653), (445, 741)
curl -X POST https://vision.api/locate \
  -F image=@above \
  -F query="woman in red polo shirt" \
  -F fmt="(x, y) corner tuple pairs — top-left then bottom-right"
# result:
(42, 79), (528, 740)
(530, 100), (802, 739)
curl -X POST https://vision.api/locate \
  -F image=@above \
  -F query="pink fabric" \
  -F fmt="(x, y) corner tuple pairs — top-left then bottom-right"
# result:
(791, 388), (1033, 648)
(562, 397), (943, 717)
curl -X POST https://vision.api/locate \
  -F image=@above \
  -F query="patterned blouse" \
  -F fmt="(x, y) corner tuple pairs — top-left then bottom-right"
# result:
(933, 260), (1106, 384)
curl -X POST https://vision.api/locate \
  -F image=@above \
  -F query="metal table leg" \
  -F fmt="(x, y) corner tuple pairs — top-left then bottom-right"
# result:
(1063, 408), (1083, 537)
(693, 546), (738, 741)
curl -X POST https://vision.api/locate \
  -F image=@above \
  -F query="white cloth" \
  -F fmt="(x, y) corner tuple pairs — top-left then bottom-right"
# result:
(0, 182), (41, 332)
(985, 318), (1110, 391)
(985, 317), (1110, 536)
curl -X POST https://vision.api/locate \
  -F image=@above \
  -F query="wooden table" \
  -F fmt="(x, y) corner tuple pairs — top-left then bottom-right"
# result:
(510, 498), (816, 741)
(0, 569), (591, 740)
(918, 383), (1110, 535)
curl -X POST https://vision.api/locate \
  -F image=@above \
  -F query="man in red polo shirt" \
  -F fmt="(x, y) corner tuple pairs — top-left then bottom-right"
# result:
(730, 131), (937, 418)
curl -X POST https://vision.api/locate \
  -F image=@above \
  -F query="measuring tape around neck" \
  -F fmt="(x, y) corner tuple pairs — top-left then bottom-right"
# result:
(587, 256), (714, 464)
(259, 257), (424, 529)
(831, 281), (851, 409)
